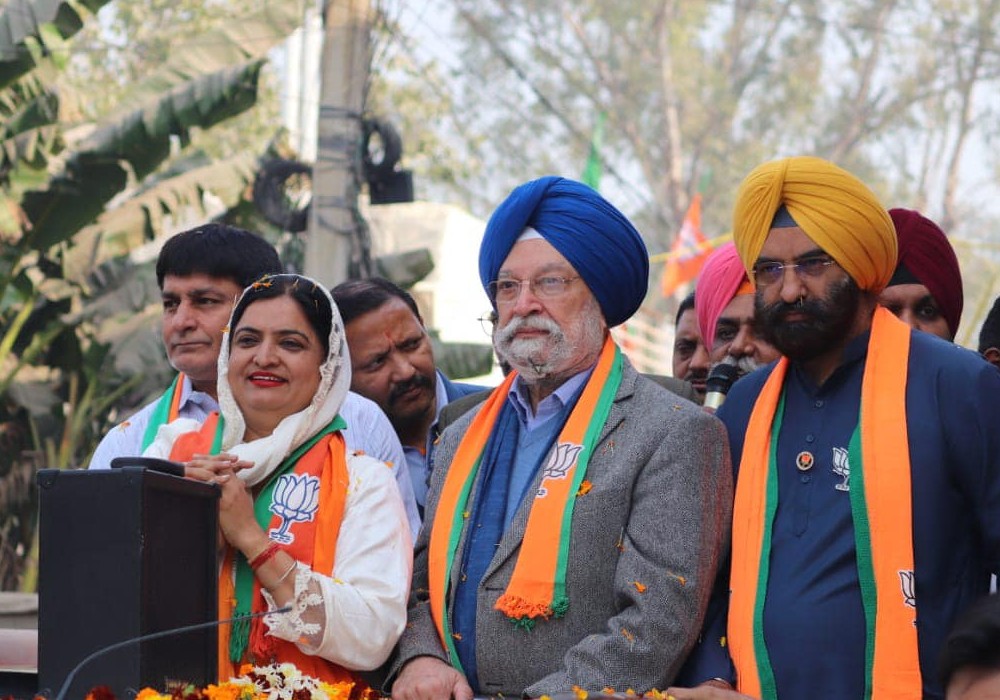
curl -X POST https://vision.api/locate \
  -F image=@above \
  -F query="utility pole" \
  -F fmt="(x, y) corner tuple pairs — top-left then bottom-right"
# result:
(304, 0), (373, 287)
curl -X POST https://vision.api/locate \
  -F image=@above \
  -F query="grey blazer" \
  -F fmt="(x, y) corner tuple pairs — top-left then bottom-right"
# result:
(389, 359), (732, 696)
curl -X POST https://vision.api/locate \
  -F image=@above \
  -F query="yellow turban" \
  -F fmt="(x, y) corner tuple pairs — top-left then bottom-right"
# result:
(732, 156), (897, 292)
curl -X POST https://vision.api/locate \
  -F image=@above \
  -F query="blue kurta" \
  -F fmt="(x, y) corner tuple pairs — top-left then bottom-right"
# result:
(683, 327), (1000, 699)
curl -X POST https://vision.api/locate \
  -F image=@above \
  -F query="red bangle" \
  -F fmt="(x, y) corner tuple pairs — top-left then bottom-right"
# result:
(249, 541), (281, 570)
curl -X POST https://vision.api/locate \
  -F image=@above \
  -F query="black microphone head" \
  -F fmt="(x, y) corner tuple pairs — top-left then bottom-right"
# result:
(705, 361), (740, 394)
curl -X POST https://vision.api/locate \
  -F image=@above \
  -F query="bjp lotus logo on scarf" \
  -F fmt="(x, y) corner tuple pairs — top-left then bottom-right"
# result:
(899, 569), (916, 608)
(537, 442), (583, 498)
(268, 473), (321, 544)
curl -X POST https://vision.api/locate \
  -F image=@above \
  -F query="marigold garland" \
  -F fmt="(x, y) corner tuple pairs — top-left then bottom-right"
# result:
(16, 663), (361, 700)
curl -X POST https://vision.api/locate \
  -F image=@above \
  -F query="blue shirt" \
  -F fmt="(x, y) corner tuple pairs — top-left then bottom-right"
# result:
(403, 372), (451, 510)
(503, 370), (591, 526)
(691, 328), (1000, 698)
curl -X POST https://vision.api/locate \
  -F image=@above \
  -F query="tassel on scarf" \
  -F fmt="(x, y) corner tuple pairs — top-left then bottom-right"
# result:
(249, 615), (279, 662)
(229, 613), (250, 663)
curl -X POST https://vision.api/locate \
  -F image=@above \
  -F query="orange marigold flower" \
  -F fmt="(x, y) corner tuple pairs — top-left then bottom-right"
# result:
(203, 683), (241, 700)
(632, 581), (647, 593)
(601, 687), (615, 695)
(625, 689), (636, 696)
(667, 571), (687, 586)
(571, 686), (588, 700)
(576, 480), (593, 496)
(238, 664), (254, 676)
(644, 689), (667, 699)
(135, 689), (165, 700)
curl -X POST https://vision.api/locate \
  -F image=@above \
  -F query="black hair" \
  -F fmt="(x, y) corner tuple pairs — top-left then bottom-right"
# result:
(331, 277), (423, 326)
(155, 224), (281, 290)
(229, 275), (332, 356)
(978, 295), (1000, 354)
(939, 594), (1000, 691)
(675, 291), (696, 326)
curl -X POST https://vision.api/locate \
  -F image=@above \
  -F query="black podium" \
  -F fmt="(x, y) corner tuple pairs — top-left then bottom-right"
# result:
(36, 467), (218, 699)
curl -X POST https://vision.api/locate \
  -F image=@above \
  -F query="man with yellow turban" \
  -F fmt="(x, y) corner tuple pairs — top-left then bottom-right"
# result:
(669, 156), (1000, 700)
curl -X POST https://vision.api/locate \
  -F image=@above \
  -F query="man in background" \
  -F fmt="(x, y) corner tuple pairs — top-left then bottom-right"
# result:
(672, 291), (708, 401)
(695, 242), (779, 380)
(979, 295), (1000, 370)
(879, 208), (963, 341)
(332, 277), (484, 515)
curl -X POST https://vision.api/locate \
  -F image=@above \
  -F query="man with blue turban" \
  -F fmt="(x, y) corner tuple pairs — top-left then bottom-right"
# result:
(389, 176), (732, 698)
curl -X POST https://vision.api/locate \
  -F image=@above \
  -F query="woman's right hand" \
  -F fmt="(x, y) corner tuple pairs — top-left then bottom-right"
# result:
(184, 452), (253, 482)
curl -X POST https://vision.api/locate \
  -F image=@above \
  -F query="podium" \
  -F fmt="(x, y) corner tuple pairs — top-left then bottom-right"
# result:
(36, 467), (218, 699)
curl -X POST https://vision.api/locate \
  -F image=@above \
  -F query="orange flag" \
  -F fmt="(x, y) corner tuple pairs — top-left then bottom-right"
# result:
(661, 193), (712, 297)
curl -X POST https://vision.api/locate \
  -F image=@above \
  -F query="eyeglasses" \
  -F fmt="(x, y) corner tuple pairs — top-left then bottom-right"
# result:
(477, 310), (497, 336)
(751, 255), (837, 288)
(487, 276), (579, 304)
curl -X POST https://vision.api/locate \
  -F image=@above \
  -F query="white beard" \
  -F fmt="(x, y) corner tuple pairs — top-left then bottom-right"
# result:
(494, 301), (606, 382)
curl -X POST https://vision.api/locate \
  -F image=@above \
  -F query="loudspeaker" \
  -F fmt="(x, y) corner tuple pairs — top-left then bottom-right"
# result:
(369, 169), (414, 205)
(36, 467), (219, 699)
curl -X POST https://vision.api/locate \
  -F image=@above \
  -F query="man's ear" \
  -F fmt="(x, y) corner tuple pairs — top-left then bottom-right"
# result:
(983, 347), (1000, 370)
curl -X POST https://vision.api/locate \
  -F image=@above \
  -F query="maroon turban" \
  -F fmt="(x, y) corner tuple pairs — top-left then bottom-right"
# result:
(888, 208), (963, 337)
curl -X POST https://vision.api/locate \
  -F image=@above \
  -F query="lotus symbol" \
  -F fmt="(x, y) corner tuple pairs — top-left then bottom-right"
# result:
(536, 442), (583, 498)
(268, 473), (321, 544)
(898, 569), (916, 608)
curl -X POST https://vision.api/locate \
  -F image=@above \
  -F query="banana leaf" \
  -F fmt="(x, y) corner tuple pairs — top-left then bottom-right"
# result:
(20, 59), (265, 251)
(0, 0), (112, 90)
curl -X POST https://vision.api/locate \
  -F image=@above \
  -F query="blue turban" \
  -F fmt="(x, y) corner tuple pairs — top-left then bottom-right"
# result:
(478, 176), (649, 327)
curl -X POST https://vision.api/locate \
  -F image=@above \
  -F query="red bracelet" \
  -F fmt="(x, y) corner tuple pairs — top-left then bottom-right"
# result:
(248, 541), (281, 570)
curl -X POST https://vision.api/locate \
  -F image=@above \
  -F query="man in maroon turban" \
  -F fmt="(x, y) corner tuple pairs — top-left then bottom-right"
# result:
(879, 208), (964, 341)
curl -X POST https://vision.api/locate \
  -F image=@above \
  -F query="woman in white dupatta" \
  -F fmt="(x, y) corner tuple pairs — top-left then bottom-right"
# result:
(146, 274), (412, 685)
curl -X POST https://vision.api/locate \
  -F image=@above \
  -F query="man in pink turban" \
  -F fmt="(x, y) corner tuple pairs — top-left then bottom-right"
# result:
(695, 242), (780, 382)
(878, 208), (963, 341)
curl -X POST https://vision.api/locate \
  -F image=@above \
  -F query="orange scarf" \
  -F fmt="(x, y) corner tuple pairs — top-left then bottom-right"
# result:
(729, 307), (919, 698)
(428, 338), (622, 666)
(170, 416), (355, 687)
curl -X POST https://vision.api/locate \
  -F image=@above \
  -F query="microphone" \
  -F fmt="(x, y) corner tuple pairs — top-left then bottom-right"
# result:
(703, 359), (740, 411)
(54, 606), (291, 700)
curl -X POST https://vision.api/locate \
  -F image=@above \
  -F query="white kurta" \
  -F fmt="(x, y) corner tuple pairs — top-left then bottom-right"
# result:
(261, 451), (413, 670)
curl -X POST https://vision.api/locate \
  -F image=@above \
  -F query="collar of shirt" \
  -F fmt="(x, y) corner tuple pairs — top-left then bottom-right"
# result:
(177, 374), (220, 416)
(508, 367), (594, 433)
(792, 329), (872, 396)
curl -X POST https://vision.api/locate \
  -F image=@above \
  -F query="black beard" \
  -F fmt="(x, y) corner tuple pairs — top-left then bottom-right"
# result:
(753, 277), (862, 362)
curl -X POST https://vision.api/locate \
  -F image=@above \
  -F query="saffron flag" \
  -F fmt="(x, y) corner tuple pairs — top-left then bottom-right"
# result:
(661, 193), (712, 297)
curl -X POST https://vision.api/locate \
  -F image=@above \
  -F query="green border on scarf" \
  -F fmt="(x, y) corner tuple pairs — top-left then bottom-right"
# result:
(439, 456), (483, 674)
(551, 346), (623, 617)
(751, 390), (784, 698)
(142, 374), (181, 450)
(848, 418), (876, 700)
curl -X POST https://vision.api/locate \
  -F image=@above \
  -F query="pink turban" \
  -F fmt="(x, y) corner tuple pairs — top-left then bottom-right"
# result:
(888, 208), (964, 337)
(695, 242), (753, 350)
